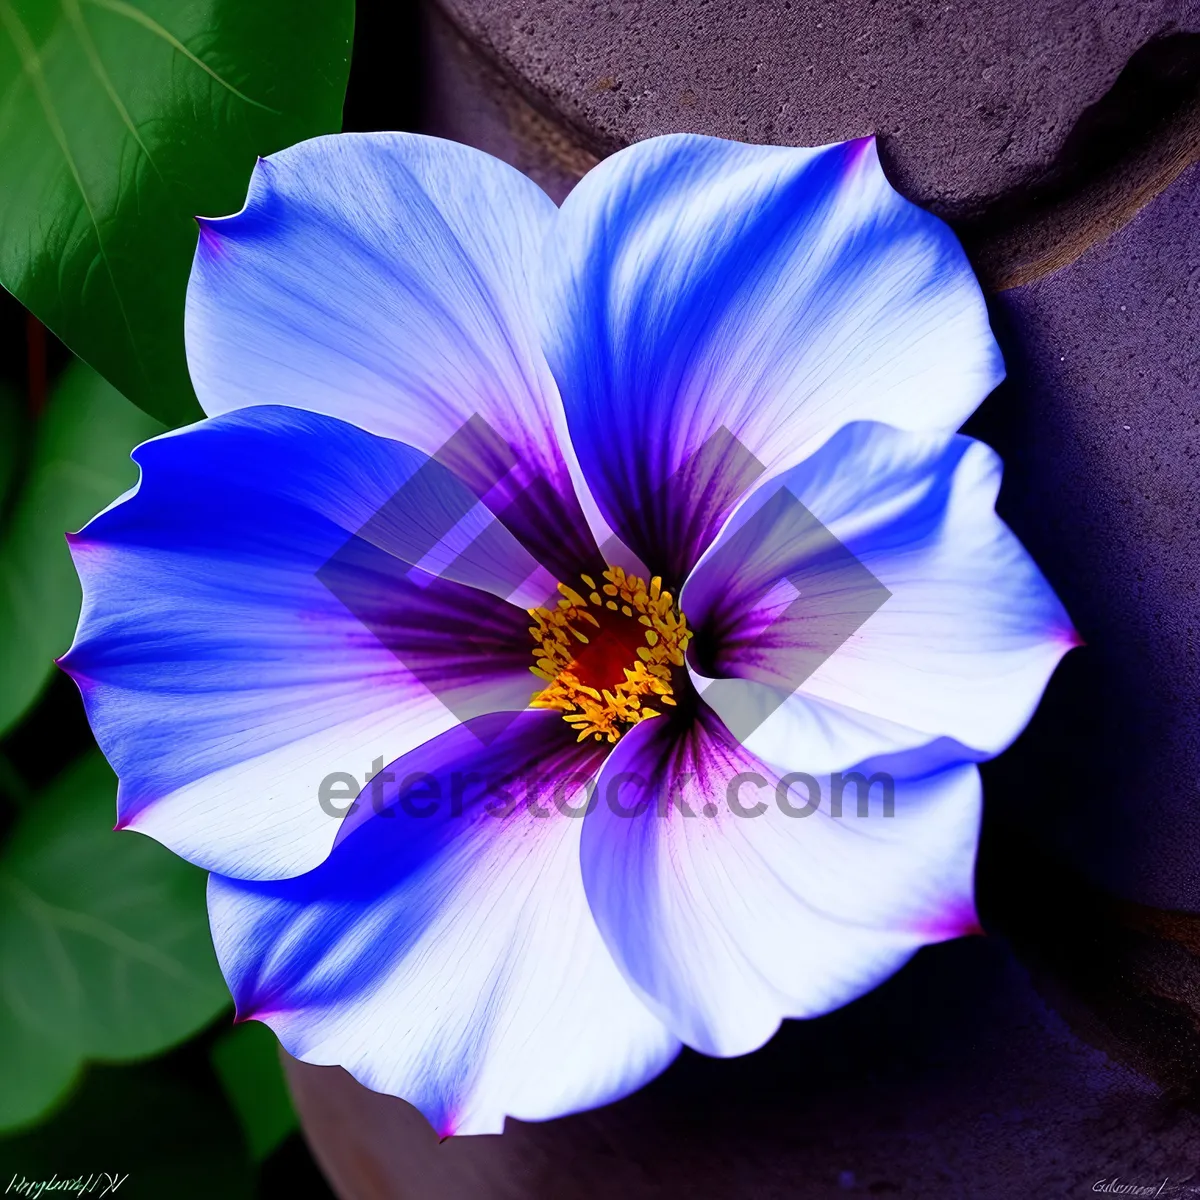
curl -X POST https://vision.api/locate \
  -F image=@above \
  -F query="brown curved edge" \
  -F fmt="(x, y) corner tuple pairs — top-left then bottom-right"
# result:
(957, 33), (1200, 290)
(423, 1), (1200, 291)
(422, 1), (601, 205)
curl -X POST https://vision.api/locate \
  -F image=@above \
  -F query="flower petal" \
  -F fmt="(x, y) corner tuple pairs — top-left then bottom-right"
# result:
(209, 710), (679, 1136)
(60, 406), (542, 881)
(580, 706), (981, 1056)
(683, 421), (1076, 772)
(541, 134), (1002, 581)
(186, 132), (598, 581)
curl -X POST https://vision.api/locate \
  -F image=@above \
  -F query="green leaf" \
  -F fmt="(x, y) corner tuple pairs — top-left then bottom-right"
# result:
(0, 0), (355, 427)
(0, 359), (162, 737)
(0, 752), (231, 1132)
(211, 1022), (298, 1162)
(0, 1062), (254, 1198)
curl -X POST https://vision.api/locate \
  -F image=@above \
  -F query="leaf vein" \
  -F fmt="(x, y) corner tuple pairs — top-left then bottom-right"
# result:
(0, 0), (143, 376)
(82, 0), (278, 113)
(60, 0), (164, 183)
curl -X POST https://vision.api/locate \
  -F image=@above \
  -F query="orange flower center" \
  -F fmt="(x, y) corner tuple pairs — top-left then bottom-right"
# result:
(528, 566), (692, 744)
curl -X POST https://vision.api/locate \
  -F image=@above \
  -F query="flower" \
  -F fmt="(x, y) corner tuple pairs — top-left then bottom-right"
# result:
(60, 131), (1076, 1136)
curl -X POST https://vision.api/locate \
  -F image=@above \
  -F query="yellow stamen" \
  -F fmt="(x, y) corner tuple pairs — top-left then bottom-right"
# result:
(527, 566), (692, 745)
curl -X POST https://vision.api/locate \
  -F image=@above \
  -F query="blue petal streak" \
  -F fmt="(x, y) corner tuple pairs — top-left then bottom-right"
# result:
(541, 134), (1003, 583)
(187, 133), (600, 581)
(209, 710), (679, 1135)
(61, 407), (542, 880)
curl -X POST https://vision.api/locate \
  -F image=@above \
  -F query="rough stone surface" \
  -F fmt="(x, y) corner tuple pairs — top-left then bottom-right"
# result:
(285, 937), (1200, 1199)
(431, 0), (1200, 222)
(970, 159), (1200, 912)
(424, 4), (599, 205)
(289, 13), (1200, 1194)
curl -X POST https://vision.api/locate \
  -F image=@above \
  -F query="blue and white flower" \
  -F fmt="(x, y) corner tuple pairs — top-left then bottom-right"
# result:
(61, 132), (1076, 1135)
